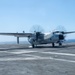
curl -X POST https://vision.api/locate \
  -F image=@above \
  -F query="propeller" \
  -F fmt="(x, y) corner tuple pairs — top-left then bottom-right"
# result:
(30, 25), (44, 33)
(53, 25), (66, 34)
(30, 25), (44, 40)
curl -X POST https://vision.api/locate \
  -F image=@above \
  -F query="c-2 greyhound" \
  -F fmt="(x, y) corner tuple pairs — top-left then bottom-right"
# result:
(0, 30), (75, 48)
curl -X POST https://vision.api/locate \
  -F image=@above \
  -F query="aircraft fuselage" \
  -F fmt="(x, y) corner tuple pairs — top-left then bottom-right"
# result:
(28, 32), (64, 46)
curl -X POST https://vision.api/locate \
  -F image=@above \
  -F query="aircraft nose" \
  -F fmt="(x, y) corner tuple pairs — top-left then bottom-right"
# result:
(59, 35), (64, 40)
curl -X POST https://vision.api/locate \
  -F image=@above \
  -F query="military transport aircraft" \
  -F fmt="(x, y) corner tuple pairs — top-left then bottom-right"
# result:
(0, 30), (75, 48)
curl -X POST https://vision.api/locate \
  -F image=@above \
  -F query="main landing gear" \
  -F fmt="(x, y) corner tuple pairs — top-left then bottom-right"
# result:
(52, 42), (62, 47)
(32, 44), (38, 48)
(52, 43), (55, 47)
(32, 44), (35, 48)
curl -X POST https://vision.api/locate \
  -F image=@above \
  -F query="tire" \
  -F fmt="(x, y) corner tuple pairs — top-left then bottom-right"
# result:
(32, 44), (35, 48)
(52, 43), (55, 47)
(59, 43), (62, 46)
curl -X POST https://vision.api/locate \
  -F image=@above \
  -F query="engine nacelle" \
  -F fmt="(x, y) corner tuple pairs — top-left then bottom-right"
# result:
(49, 33), (64, 43)
(35, 32), (44, 41)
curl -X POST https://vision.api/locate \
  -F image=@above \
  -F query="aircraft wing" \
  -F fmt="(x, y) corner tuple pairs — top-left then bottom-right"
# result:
(64, 31), (75, 34)
(54, 31), (75, 34)
(0, 33), (33, 37)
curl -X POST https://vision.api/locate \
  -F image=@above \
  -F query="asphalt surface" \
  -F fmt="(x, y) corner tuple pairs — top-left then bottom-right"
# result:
(0, 43), (75, 75)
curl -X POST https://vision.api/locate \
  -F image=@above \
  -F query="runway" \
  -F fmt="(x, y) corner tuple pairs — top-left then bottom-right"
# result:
(0, 43), (75, 75)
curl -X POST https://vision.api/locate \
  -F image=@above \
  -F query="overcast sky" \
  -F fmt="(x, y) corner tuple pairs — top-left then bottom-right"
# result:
(0, 0), (75, 42)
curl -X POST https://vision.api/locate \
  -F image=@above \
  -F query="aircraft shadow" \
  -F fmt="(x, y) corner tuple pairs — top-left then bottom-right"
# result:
(35, 45), (66, 48)
(35, 43), (75, 48)
(0, 43), (75, 51)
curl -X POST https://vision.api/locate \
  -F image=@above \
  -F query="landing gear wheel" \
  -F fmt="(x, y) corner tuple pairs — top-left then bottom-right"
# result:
(59, 43), (62, 46)
(32, 44), (35, 48)
(52, 43), (55, 47)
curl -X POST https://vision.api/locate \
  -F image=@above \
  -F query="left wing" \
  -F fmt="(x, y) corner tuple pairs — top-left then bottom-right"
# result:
(0, 33), (33, 37)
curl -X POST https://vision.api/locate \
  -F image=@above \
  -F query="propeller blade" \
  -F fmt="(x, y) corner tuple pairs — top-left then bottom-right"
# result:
(30, 25), (44, 33)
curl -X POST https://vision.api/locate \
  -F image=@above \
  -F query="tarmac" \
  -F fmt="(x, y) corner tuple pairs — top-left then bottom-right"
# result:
(0, 43), (75, 75)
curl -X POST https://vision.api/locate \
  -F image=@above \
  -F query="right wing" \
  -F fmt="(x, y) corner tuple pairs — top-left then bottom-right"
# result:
(64, 31), (75, 34)
(53, 31), (75, 34)
(0, 32), (33, 37)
